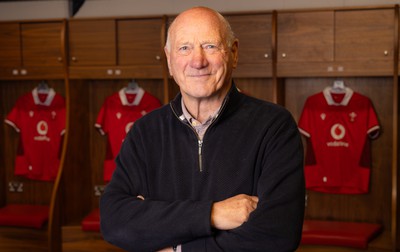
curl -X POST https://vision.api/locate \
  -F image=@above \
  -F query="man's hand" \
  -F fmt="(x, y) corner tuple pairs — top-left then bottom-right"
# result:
(211, 194), (259, 230)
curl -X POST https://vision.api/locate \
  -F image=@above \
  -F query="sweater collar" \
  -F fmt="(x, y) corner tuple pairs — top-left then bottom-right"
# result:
(170, 83), (241, 121)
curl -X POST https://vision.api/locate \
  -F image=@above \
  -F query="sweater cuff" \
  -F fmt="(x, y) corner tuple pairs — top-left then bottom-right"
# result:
(188, 200), (213, 238)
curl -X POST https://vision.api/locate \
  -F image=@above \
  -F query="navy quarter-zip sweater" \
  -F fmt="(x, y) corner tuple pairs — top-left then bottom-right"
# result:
(100, 85), (305, 251)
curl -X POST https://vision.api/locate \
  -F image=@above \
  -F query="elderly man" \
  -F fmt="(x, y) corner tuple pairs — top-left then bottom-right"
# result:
(100, 6), (305, 252)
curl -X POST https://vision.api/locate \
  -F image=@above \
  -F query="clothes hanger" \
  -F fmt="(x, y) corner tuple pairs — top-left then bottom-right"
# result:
(125, 79), (140, 94)
(37, 80), (50, 94)
(331, 79), (346, 94)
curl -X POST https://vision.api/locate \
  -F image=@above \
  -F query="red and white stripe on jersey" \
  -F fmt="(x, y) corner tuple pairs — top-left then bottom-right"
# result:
(298, 87), (380, 194)
(95, 87), (161, 182)
(4, 87), (66, 181)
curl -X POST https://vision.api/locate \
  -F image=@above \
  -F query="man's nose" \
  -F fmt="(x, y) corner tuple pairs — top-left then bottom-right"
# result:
(189, 47), (208, 69)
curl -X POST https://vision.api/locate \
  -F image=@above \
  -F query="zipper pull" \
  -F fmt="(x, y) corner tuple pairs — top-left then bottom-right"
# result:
(198, 140), (203, 172)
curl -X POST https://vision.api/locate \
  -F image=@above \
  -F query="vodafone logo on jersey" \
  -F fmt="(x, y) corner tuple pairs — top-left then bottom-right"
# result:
(34, 120), (50, 141)
(331, 123), (345, 140)
(37, 120), (48, 135)
(327, 123), (349, 147)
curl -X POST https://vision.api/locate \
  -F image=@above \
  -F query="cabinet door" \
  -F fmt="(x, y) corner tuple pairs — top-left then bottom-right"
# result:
(227, 14), (273, 77)
(118, 18), (163, 68)
(277, 11), (334, 76)
(68, 19), (116, 66)
(21, 22), (64, 67)
(0, 23), (21, 68)
(0, 21), (65, 79)
(335, 9), (394, 75)
(277, 11), (334, 63)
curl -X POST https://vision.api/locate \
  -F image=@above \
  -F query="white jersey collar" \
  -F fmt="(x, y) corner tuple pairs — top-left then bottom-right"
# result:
(119, 87), (144, 106)
(32, 87), (56, 106)
(323, 86), (353, 106)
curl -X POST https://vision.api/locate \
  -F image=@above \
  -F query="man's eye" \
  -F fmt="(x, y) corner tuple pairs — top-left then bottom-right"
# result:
(177, 46), (191, 55)
(203, 44), (220, 54)
(204, 44), (217, 49)
(179, 46), (189, 51)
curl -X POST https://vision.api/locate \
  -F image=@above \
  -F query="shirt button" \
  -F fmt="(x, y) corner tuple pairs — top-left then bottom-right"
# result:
(28, 165), (33, 171)
(323, 176), (327, 182)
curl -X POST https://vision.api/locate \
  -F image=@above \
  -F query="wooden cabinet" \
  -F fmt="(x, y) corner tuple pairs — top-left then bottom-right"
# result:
(335, 9), (394, 75)
(0, 21), (65, 79)
(68, 17), (165, 79)
(68, 19), (116, 66)
(277, 8), (394, 77)
(277, 11), (334, 63)
(118, 19), (163, 67)
(0, 23), (20, 68)
(226, 13), (273, 77)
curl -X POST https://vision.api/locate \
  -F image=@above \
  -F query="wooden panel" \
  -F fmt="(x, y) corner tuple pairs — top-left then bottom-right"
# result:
(68, 19), (116, 66)
(21, 22), (64, 67)
(277, 11), (334, 63)
(226, 14), (273, 77)
(335, 9), (395, 62)
(61, 80), (91, 224)
(278, 61), (393, 77)
(0, 66), (64, 80)
(234, 78), (274, 102)
(0, 226), (48, 252)
(62, 225), (123, 252)
(278, 62), (336, 77)
(118, 18), (163, 68)
(69, 65), (163, 79)
(0, 23), (21, 68)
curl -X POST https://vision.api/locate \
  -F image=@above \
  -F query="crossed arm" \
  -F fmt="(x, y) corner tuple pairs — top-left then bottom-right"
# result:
(157, 194), (259, 252)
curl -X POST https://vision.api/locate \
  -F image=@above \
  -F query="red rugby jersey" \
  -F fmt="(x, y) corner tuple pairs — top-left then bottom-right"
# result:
(5, 88), (66, 181)
(95, 87), (161, 182)
(298, 87), (380, 194)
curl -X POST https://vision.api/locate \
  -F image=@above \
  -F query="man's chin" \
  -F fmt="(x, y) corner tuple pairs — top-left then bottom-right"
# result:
(183, 90), (215, 100)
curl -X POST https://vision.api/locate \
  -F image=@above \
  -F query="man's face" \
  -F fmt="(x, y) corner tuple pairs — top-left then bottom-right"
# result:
(165, 9), (238, 101)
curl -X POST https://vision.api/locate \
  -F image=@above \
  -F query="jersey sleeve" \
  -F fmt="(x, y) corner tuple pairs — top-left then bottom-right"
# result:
(95, 103), (107, 135)
(298, 98), (312, 138)
(366, 99), (380, 139)
(4, 103), (21, 132)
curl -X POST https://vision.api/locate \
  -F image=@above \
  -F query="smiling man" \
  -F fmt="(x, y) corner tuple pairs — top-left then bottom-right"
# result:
(100, 6), (305, 252)
(164, 7), (237, 124)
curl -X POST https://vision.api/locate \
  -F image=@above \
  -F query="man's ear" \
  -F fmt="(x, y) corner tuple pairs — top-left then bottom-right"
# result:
(164, 46), (173, 76)
(231, 39), (239, 69)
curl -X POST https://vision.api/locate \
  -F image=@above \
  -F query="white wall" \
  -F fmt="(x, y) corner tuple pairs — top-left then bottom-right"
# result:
(0, 0), (399, 21)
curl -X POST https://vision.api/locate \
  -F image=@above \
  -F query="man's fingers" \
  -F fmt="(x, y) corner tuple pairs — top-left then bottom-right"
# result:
(211, 194), (259, 230)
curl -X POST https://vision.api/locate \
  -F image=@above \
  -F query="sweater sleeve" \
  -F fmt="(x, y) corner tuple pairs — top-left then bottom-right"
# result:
(100, 122), (215, 251)
(183, 111), (305, 251)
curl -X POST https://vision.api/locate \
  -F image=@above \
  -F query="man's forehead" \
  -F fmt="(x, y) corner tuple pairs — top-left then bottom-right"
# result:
(172, 24), (223, 43)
